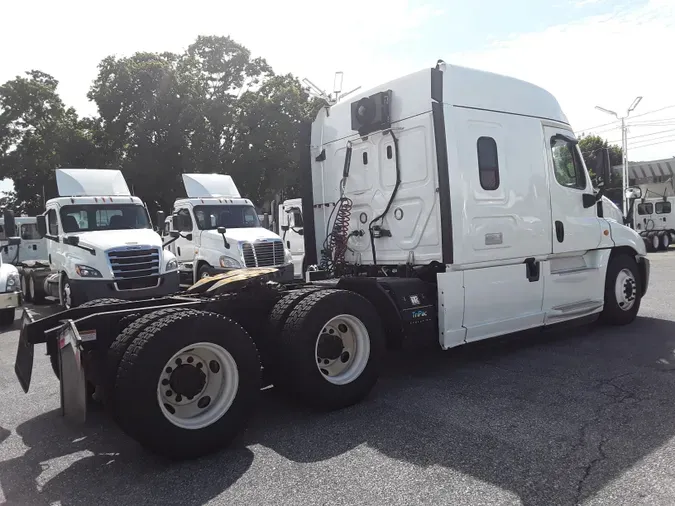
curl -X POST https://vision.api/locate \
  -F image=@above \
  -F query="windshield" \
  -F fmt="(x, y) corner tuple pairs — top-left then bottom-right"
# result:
(193, 205), (260, 230)
(60, 204), (151, 233)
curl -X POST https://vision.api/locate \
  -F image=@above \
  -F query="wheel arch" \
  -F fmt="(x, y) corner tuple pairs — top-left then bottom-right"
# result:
(335, 278), (404, 349)
(609, 246), (648, 296)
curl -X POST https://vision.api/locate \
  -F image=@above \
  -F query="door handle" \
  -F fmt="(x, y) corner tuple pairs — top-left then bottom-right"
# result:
(555, 221), (564, 242)
(177, 247), (181, 255)
(287, 240), (290, 249)
(524, 257), (540, 282)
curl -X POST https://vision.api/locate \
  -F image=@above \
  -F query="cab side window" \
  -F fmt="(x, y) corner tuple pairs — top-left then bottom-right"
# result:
(551, 137), (587, 190)
(477, 137), (500, 191)
(637, 203), (653, 215)
(177, 209), (193, 232)
(655, 201), (671, 214)
(47, 209), (59, 236)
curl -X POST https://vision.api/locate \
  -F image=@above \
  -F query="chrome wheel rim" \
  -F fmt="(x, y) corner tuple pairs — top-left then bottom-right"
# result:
(615, 268), (637, 311)
(157, 342), (239, 430)
(315, 314), (370, 386)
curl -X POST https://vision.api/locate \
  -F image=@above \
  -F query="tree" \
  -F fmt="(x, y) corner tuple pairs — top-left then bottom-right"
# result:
(0, 71), (102, 214)
(578, 134), (623, 186)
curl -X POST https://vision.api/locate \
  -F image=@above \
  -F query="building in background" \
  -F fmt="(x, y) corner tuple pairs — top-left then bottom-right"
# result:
(625, 157), (675, 196)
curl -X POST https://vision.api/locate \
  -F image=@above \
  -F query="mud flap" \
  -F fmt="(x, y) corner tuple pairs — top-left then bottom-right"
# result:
(57, 321), (87, 424)
(14, 309), (36, 393)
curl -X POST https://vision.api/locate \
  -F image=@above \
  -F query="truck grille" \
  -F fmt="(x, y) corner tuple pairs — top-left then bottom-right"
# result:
(241, 240), (284, 267)
(107, 247), (160, 279)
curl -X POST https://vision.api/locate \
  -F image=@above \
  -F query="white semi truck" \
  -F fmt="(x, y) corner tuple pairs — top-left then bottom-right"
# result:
(270, 197), (305, 279)
(161, 173), (294, 286)
(15, 62), (649, 460)
(20, 168), (180, 308)
(0, 209), (23, 326)
(626, 191), (675, 252)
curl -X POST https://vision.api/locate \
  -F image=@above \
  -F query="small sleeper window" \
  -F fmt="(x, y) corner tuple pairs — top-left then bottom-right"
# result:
(386, 145), (393, 159)
(637, 203), (653, 215)
(656, 201), (671, 214)
(477, 136), (500, 190)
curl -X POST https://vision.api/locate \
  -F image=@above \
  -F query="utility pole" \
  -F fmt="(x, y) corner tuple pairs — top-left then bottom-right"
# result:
(595, 96), (643, 216)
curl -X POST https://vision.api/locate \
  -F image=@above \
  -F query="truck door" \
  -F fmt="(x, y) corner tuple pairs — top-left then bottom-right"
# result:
(544, 126), (602, 254)
(174, 208), (195, 263)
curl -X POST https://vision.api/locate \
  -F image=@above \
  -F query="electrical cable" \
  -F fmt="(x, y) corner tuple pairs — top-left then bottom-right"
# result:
(369, 129), (401, 267)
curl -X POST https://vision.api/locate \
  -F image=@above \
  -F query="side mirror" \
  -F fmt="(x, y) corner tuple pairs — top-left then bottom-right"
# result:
(297, 228), (304, 236)
(281, 224), (289, 231)
(156, 211), (166, 232)
(582, 193), (597, 208)
(36, 215), (47, 238)
(2, 209), (15, 237)
(185, 233), (193, 241)
(170, 230), (180, 238)
(217, 226), (227, 235)
(8, 237), (21, 246)
(626, 187), (642, 200)
(64, 236), (80, 246)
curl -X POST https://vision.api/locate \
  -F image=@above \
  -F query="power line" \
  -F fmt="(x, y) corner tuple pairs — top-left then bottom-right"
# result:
(608, 128), (675, 144)
(576, 105), (675, 133)
(629, 138), (675, 150)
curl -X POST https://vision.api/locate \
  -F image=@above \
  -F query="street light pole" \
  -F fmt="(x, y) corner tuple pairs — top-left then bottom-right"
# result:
(595, 96), (642, 216)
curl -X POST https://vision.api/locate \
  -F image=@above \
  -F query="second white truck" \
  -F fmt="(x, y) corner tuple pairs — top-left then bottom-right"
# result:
(21, 168), (180, 308)
(162, 173), (294, 286)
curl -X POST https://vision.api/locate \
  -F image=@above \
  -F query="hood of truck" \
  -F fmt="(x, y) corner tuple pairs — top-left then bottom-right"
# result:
(202, 227), (283, 244)
(70, 229), (163, 251)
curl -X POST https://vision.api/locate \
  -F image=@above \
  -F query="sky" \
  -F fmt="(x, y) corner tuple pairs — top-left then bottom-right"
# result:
(1, 0), (674, 195)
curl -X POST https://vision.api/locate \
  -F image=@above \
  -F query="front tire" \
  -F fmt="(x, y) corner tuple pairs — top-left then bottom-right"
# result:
(276, 289), (385, 411)
(600, 254), (642, 325)
(197, 264), (212, 282)
(661, 232), (670, 251)
(113, 309), (261, 459)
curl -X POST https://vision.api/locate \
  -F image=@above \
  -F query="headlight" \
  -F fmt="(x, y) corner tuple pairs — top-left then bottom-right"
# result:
(220, 256), (242, 268)
(166, 259), (178, 271)
(284, 247), (293, 264)
(75, 265), (102, 278)
(6, 272), (20, 291)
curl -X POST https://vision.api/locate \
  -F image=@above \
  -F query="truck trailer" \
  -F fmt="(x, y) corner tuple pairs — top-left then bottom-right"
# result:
(14, 62), (649, 460)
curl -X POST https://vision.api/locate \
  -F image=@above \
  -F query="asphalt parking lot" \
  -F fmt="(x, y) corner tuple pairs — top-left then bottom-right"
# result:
(2, 253), (675, 506)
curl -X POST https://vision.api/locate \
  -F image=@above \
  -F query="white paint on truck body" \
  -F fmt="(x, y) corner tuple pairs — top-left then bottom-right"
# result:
(310, 62), (647, 349)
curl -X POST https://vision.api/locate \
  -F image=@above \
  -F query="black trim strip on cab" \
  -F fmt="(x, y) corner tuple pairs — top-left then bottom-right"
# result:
(299, 120), (318, 268)
(431, 68), (453, 265)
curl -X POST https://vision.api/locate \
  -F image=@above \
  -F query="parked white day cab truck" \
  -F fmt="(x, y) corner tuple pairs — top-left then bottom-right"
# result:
(0, 209), (22, 326)
(0, 216), (47, 265)
(14, 62), (649, 461)
(271, 197), (305, 278)
(21, 168), (179, 309)
(627, 190), (675, 252)
(162, 173), (294, 286)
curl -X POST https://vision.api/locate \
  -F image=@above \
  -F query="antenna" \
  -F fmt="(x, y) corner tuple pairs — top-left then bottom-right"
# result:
(302, 78), (330, 102)
(333, 71), (344, 97)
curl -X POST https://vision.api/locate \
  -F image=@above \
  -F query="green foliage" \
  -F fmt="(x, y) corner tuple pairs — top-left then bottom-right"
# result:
(0, 36), (319, 216)
(578, 134), (623, 187)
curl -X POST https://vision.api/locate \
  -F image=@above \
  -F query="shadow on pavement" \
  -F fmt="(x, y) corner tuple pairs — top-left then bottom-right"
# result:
(0, 409), (254, 505)
(245, 316), (675, 505)
(3, 316), (675, 505)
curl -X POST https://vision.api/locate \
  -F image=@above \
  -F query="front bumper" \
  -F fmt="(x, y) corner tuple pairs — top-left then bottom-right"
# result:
(638, 255), (650, 296)
(70, 271), (181, 303)
(208, 263), (295, 283)
(0, 290), (21, 310)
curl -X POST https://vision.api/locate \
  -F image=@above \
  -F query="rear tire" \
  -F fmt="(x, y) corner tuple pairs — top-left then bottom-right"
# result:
(661, 232), (670, 251)
(600, 254), (642, 325)
(21, 273), (32, 303)
(105, 307), (200, 417)
(276, 289), (385, 411)
(29, 272), (46, 304)
(113, 310), (261, 459)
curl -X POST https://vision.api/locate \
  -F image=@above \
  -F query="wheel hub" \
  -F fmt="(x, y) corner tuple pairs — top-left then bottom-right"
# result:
(317, 332), (344, 360)
(169, 365), (207, 398)
(623, 278), (636, 302)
